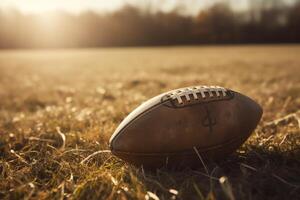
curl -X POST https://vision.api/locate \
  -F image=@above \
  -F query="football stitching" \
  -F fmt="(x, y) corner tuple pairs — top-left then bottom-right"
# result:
(166, 86), (228, 104)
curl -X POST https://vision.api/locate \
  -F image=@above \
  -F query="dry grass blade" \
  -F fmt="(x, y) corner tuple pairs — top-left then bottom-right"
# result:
(192, 182), (205, 200)
(219, 176), (235, 200)
(280, 96), (292, 113)
(193, 146), (217, 194)
(61, 149), (89, 155)
(56, 181), (65, 200)
(10, 150), (29, 165)
(264, 110), (300, 129)
(24, 183), (35, 200)
(279, 134), (288, 146)
(193, 147), (209, 175)
(80, 150), (111, 164)
(56, 126), (66, 150)
(272, 173), (300, 188)
(193, 170), (219, 181)
(109, 174), (118, 186)
(145, 191), (160, 200)
(240, 163), (258, 171)
(28, 137), (55, 143)
(169, 188), (178, 196)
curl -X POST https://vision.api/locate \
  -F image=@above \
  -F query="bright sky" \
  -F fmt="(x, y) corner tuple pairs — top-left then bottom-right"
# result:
(0, 0), (251, 15)
(0, 0), (296, 15)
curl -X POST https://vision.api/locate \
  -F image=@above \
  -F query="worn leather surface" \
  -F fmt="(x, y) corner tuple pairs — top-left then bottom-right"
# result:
(112, 135), (248, 169)
(110, 89), (262, 168)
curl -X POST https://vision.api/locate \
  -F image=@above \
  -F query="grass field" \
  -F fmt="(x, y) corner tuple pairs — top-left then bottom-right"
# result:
(0, 45), (299, 200)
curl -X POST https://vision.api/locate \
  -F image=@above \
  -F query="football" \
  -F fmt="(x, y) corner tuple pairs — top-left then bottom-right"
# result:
(109, 86), (263, 168)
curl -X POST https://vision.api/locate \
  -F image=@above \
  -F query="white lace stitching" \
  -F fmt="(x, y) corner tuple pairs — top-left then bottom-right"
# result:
(168, 86), (227, 104)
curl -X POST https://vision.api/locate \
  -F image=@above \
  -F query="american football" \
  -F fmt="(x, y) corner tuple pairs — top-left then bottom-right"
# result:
(110, 86), (263, 168)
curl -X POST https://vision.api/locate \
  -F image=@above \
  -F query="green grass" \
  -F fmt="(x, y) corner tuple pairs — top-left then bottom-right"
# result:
(0, 45), (299, 200)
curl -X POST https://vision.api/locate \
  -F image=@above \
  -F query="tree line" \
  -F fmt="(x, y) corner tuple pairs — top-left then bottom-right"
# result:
(0, 0), (299, 48)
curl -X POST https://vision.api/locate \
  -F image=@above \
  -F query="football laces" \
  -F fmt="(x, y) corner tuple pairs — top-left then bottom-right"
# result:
(167, 86), (228, 104)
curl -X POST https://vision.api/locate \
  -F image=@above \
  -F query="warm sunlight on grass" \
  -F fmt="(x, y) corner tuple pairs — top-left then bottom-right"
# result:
(0, 45), (299, 199)
(0, 0), (299, 199)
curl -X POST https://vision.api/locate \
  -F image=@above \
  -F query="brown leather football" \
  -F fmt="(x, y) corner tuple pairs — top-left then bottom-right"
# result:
(109, 86), (262, 168)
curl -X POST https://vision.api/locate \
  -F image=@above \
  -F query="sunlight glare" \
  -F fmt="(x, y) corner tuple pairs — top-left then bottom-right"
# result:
(0, 0), (125, 14)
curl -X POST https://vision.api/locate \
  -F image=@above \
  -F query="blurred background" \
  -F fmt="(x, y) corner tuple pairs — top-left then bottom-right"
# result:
(0, 0), (299, 48)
